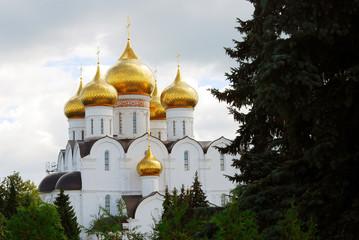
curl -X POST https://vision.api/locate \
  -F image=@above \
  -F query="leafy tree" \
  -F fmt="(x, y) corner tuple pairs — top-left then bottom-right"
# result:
(6, 200), (67, 240)
(85, 199), (144, 240)
(54, 188), (81, 240)
(3, 179), (18, 219)
(0, 212), (7, 238)
(211, 0), (359, 239)
(212, 197), (262, 240)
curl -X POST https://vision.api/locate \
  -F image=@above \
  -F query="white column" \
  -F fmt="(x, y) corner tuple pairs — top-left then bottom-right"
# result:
(85, 106), (114, 140)
(166, 108), (194, 141)
(68, 118), (86, 140)
(114, 94), (150, 139)
(150, 120), (167, 141)
(141, 175), (160, 197)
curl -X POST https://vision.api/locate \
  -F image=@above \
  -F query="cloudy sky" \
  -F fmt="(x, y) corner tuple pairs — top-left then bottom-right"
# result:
(0, 0), (253, 185)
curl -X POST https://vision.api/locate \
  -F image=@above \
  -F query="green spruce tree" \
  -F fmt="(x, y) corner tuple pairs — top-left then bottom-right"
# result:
(4, 179), (18, 219)
(211, 0), (359, 239)
(190, 171), (208, 208)
(54, 188), (81, 240)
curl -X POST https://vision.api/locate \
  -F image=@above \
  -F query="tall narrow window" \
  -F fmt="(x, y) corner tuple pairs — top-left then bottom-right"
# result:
(119, 113), (122, 134)
(72, 131), (75, 140)
(158, 132), (161, 140)
(81, 130), (84, 140)
(105, 151), (109, 171)
(109, 119), (112, 135)
(91, 119), (94, 134)
(184, 151), (189, 171)
(101, 119), (104, 134)
(133, 112), (137, 134)
(173, 121), (176, 136)
(221, 194), (227, 207)
(182, 120), (186, 136)
(105, 195), (110, 213)
(220, 153), (225, 171)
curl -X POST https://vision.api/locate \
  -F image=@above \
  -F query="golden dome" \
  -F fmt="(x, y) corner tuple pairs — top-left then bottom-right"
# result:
(105, 40), (155, 96)
(80, 64), (118, 107)
(137, 134), (163, 176)
(150, 79), (166, 120)
(160, 66), (198, 109)
(64, 78), (85, 119)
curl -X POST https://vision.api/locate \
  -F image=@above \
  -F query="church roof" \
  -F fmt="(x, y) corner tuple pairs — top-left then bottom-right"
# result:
(55, 171), (82, 191)
(122, 192), (164, 218)
(39, 172), (66, 193)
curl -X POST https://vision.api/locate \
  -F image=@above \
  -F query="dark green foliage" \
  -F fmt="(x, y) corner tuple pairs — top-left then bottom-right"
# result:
(212, 198), (262, 240)
(278, 200), (318, 240)
(0, 212), (7, 238)
(84, 199), (144, 240)
(54, 188), (81, 240)
(6, 200), (67, 240)
(190, 171), (208, 209)
(3, 179), (18, 219)
(154, 173), (210, 239)
(211, 0), (359, 239)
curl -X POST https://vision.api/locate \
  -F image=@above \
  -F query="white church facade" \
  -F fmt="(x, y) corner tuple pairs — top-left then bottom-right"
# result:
(39, 26), (238, 238)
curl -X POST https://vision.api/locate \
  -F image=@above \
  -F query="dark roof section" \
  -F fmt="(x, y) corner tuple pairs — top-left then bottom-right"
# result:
(60, 149), (65, 159)
(122, 195), (143, 218)
(39, 172), (67, 193)
(76, 134), (232, 158)
(55, 171), (82, 191)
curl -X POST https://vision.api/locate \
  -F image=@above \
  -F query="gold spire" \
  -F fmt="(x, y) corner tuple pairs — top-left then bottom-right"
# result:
(150, 68), (166, 120)
(105, 19), (154, 96)
(137, 133), (163, 176)
(80, 50), (118, 107)
(160, 56), (198, 109)
(64, 67), (85, 119)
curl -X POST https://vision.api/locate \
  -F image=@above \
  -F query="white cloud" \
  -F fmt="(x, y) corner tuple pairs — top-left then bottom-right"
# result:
(0, 0), (253, 185)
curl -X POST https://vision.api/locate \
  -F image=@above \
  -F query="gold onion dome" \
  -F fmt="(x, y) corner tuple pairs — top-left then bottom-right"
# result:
(150, 77), (166, 120)
(137, 133), (163, 176)
(80, 62), (118, 107)
(64, 77), (85, 119)
(105, 39), (155, 96)
(160, 65), (198, 109)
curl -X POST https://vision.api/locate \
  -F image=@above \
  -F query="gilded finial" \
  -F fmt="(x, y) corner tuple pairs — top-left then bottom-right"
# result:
(96, 47), (100, 65)
(154, 67), (157, 82)
(147, 132), (151, 149)
(80, 66), (83, 81)
(177, 51), (181, 68)
(126, 16), (131, 41)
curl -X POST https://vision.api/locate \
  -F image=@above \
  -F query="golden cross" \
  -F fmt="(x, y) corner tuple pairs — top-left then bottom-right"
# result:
(147, 132), (151, 148)
(154, 66), (157, 80)
(126, 16), (131, 40)
(96, 47), (100, 64)
(177, 51), (181, 67)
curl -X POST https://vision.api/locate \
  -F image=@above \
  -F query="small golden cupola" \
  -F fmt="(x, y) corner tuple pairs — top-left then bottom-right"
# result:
(150, 69), (166, 120)
(160, 55), (198, 109)
(137, 133), (163, 176)
(105, 18), (155, 96)
(64, 69), (85, 119)
(80, 50), (118, 107)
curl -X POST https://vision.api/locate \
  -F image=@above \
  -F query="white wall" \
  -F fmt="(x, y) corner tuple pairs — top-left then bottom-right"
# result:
(166, 108), (194, 141)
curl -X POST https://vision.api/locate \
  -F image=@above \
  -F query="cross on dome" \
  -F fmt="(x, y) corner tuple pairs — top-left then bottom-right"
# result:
(96, 47), (100, 64)
(126, 16), (131, 40)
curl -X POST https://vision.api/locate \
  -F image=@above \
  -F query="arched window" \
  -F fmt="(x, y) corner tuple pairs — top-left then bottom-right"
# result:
(133, 112), (137, 134)
(119, 112), (122, 134)
(72, 131), (75, 140)
(101, 119), (104, 134)
(158, 132), (161, 140)
(220, 153), (225, 171)
(105, 195), (110, 213)
(221, 194), (227, 207)
(184, 151), (189, 171)
(81, 130), (84, 140)
(182, 120), (186, 136)
(105, 151), (109, 171)
(91, 119), (94, 134)
(173, 121), (176, 136)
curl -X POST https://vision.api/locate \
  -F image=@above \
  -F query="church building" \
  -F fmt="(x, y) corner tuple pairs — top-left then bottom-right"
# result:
(39, 23), (238, 237)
